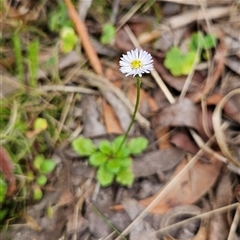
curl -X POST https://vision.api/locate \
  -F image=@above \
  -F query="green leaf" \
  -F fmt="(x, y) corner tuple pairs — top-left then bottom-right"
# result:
(71, 137), (96, 156)
(33, 186), (43, 201)
(181, 51), (197, 75)
(97, 165), (114, 187)
(40, 159), (56, 174)
(47, 206), (54, 218)
(111, 136), (131, 158)
(164, 47), (197, 76)
(60, 27), (78, 53)
(116, 168), (134, 186)
(89, 152), (108, 167)
(115, 147), (130, 159)
(202, 34), (217, 49)
(36, 175), (47, 186)
(127, 137), (148, 155)
(33, 155), (45, 170)
(112, 135), (125, 152)
(48, 2), (73, 32)
(189, 32), (202, 51)
(99, 140), (112, 155)
(118, 157), (132, 168)
(0, 178), (7, 203)
(34, 118), (48, 131)
(100, 23), (116, 44)
(164, 47), (183, 76)
(189, 32), (217, 51)
(27, 171), (34, 182)
(0, 209), (8, 221)
(106, 159), (121, 173)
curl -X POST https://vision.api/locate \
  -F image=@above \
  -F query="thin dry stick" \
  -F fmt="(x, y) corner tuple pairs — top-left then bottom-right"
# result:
(156, 202), (239, 235)
(178, 41), (200, 101)
(198, 0), (218, 97)
(123, 25), (175, 104)
(116, 1), (145, 32)
(113, 132), (221, 240)
(189, 127), (240, 175)
(64, 0), (103, 75)
(189, 126), (228, 164)
(167, 7), (231, 29)
(158, 0), (207, 5)
(39, 85), (98, 95)
(227, 204), (240, 240)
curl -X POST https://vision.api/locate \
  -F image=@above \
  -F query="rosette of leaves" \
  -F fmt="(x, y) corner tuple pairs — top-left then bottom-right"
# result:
(72, 136), (148, 187)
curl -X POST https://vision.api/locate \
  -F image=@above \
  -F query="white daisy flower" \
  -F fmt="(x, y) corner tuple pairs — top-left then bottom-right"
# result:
(119, 49), (154, 77)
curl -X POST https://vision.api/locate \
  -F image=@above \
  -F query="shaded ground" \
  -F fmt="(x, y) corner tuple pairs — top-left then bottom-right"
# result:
(1, 0), (240, 240)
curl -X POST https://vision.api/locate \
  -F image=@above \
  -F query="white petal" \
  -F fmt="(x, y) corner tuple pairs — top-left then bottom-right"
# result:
(127, 51), (134, 61)
(119, 60), (130, 67)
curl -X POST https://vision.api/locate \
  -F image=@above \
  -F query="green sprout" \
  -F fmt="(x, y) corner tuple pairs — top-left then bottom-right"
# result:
(34, 117), (48, 131)
(100, 23), (116, 44)
(32, 155), (56, 201)
(164, 31), (217, 76)
(72, 136), (148, 187)
(60, 27), (78, 53)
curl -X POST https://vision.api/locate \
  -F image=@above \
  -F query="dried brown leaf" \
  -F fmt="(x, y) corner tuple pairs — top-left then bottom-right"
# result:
(133, 148), (185, 178)
(139, 157), (222, 214)
(82, 96), (106, 137)
(102, 100), (123, 134)
(171, 131), (199, 154)
(235, 185), (240, 203)
(122, 199), (158, 240)
(154, 98), (200, 131)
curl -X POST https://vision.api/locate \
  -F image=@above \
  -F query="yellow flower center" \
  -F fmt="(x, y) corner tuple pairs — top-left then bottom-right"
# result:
(131, 60), (142, 69)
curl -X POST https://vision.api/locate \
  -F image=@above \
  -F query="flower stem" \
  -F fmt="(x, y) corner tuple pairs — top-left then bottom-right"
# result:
(117, 75), (141, 151)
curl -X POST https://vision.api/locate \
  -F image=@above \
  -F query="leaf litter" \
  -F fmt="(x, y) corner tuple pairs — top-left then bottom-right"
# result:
(1, 1), (240, 240)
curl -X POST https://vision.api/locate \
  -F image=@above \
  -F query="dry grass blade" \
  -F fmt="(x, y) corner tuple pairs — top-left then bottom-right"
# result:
(227, 204), (240, 240)
(156, 202), (239, 235)
(178, 47), (200, 101)
(212, 88), (240, 167)
(167, 6), (231, 29)
(53, 93), (74, 144)
(1, 100), (18, 143)
(39, 85), (98, 94)
(159, 0), (207, 5)
(116, 1), (145, 32)
(189, 127), (228, 164)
